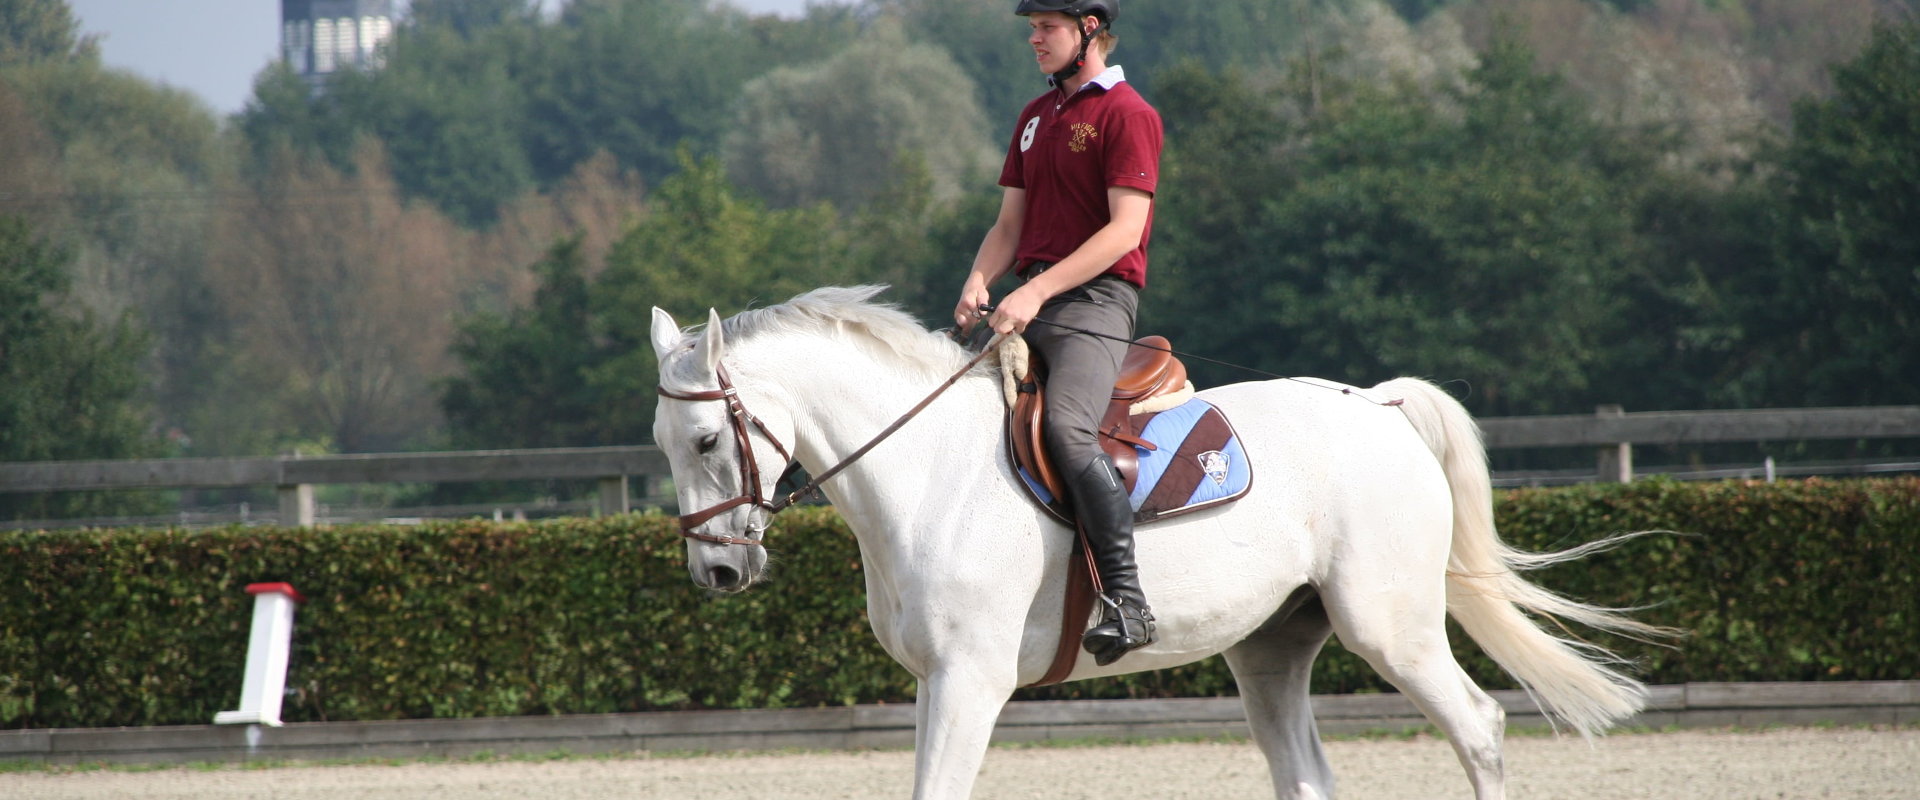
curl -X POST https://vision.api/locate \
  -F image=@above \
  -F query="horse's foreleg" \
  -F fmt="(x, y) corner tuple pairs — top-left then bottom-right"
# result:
(911, 663), (1013, 800)
(1223, 589), (1338, 800)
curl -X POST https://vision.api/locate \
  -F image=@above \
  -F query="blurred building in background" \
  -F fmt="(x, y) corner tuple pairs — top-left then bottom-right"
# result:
(281, 0), (395, 89)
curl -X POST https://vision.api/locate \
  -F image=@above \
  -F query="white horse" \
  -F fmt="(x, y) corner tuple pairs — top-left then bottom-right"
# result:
(648, 285), (1664, 800)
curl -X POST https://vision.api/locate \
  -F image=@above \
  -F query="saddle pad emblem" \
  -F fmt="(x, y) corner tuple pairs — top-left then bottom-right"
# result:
(1199, 450), (1230, 486)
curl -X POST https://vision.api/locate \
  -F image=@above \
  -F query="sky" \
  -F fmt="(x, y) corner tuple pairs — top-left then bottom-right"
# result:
(65, 0), (814, 116)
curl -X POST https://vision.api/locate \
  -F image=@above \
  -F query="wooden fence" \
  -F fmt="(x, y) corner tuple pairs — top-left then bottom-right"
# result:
(0, 447), (668, 527)
(3, 405), (1917, 528)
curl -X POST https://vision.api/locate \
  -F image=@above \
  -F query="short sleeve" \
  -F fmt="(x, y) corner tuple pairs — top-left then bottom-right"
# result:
(999, 113), (1032, 189)
(1104, 108), (1162, 195)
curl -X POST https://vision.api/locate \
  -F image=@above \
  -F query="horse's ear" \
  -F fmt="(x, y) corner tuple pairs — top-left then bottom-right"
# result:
(649, 307), (681, 362)
(696, 308), (726, 373)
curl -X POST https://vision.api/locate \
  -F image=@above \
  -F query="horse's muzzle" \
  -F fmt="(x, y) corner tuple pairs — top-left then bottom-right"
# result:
(686, 541), (766, 593)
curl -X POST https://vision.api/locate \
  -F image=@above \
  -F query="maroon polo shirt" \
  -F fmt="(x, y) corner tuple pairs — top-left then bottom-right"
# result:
(999, 66), (1163, 288)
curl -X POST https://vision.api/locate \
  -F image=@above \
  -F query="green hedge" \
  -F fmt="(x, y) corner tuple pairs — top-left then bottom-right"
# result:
(3, 478), (1915, 729)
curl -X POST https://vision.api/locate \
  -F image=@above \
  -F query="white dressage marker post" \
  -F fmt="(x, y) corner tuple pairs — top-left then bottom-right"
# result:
(213, 582), (307, 727)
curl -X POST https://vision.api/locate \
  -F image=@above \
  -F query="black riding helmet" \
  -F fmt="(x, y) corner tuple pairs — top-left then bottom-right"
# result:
(1014, 0), (1117, 25)
(1015, 0), (1117, 85)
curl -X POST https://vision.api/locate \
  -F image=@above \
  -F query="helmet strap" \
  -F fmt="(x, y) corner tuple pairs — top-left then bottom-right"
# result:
(1050, 16), (1099, 87)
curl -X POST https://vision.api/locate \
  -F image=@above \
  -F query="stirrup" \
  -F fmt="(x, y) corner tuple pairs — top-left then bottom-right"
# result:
(1082, 594), (1156, 666)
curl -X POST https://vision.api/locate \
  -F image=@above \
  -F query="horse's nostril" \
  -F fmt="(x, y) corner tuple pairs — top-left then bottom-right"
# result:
(709, 565), (741, 588)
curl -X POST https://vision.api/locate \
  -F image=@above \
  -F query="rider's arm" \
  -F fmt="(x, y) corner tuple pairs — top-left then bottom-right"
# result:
(956, 187), (1028, 328)
(989, 186), (1151, 333)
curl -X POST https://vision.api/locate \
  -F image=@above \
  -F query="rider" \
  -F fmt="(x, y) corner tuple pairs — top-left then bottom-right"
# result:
(954, 0), (1163, 666)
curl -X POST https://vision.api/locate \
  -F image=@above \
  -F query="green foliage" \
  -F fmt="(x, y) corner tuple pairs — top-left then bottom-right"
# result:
(723, 22), (996, 211)
(440, 236), (606, 449)
(0, 216), (162, 520)
(0, 507), (911, 728)
(408, 0), (539, 38)
(3, 479), (1914, 728)
(1150, 36), (1678, 416)
(884, 0), (1042, 143)
(588, 151), (853, 440)
(525, 0), (760, 189)
(1385, 0), (1454, 21)
(1, 42), (239, 463)
(235, 0), (772, 226)
(441, 152), (856, 447)
(0, 0), (96, 66)
(1475, 477), (1920, 684)
(3, 0), (1910, 474)
(335, 29), (537, 227)
(1739, 19), (1920, 407)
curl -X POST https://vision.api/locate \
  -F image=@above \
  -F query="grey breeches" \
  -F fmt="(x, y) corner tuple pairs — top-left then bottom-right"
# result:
(1023, 274), (1140, 477)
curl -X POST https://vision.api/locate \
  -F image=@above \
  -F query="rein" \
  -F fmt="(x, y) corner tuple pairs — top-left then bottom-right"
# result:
(657, 334), (1004, 546)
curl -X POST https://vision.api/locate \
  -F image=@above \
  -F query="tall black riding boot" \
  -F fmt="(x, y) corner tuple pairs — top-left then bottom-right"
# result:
(1067, 454), (1156, 666)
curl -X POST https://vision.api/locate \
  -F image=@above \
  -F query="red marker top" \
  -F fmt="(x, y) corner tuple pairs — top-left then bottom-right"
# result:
(244, 582), (307, 604)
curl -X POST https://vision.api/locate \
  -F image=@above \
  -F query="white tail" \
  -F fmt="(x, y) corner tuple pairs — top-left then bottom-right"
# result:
(1373, 378), (1674, 737)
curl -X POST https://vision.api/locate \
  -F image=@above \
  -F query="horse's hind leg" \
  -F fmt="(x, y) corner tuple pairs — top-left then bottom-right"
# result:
(1322, 569), (1508, 800)
(1223, 587), (1338, 800)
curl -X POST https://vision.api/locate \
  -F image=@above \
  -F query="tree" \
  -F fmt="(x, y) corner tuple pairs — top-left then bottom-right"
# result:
(0, 81), (63, 226)
(203, 143), (476, 453)
(1739, 19), (1920, 406)
(441, 236), (605, 449)
(723, 23), (996, 211)
(521, 0), (761, 194)
(3, 44), (235, 454)
(334, 28), (537, 227)
(407, 0), (538, 38)
(443, 150), (856, 448)
(238, 62), (361, 170)
(0, 0), (97, 66)
(882, 0), (1039, 142)
(587, 150), (854, 441)
(0, 215), (160, 520)
(1149, 35), (1684, 417)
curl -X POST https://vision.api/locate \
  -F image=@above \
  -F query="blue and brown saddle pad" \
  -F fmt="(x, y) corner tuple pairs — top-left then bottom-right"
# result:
(1014, 396), (1253, 525)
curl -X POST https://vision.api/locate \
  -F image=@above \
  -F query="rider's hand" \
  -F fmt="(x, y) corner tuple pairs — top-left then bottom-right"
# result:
(989, 286), (1042, 336)
(954, 279), (992, 332)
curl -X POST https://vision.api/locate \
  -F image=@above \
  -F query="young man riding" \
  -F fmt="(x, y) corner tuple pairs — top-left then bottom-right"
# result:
(953, 0), (1164, 667)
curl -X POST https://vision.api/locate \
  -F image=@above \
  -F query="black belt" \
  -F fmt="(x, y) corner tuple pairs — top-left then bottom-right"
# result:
(1018, 260), (1054, 281)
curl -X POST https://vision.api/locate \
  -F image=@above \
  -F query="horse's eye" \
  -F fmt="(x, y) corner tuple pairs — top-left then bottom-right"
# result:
(697, 433), (721, 453)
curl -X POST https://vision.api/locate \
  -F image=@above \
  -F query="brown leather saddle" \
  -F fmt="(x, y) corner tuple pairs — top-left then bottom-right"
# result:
(1008, 335), (1190, 519)
(1005, 335), (1190, 686)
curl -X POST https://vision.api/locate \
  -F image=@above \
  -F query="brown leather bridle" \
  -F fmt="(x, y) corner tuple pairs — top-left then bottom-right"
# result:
(655, 336), (1003, 548)
(655, 364), (795, 546)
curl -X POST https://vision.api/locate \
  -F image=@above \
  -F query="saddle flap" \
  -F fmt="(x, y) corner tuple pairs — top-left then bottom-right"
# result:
(1113, 336), (1186, 401)
(1010, 379), (1067, 504)
(1005, 334), (1222, 522)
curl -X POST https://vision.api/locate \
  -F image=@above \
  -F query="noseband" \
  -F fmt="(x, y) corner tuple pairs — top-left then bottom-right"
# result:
(656, 364), (796, 546)
(657, 336), (1003, 548)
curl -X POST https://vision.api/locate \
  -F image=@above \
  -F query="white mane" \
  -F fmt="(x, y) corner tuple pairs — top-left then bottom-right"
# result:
(717, 285), (982, 382)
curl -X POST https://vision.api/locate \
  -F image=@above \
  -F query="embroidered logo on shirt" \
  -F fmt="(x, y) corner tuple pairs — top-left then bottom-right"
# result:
(1020, 117), (1040, 152)
(1068, 122), (1099, 153)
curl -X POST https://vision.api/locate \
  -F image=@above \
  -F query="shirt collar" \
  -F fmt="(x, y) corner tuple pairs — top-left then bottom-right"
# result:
(1049, 64), (1127, 92)
(1085, 65), (1126, 91)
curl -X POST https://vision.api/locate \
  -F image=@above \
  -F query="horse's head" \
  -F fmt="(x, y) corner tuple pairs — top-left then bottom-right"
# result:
(649, 306), (791, 592)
